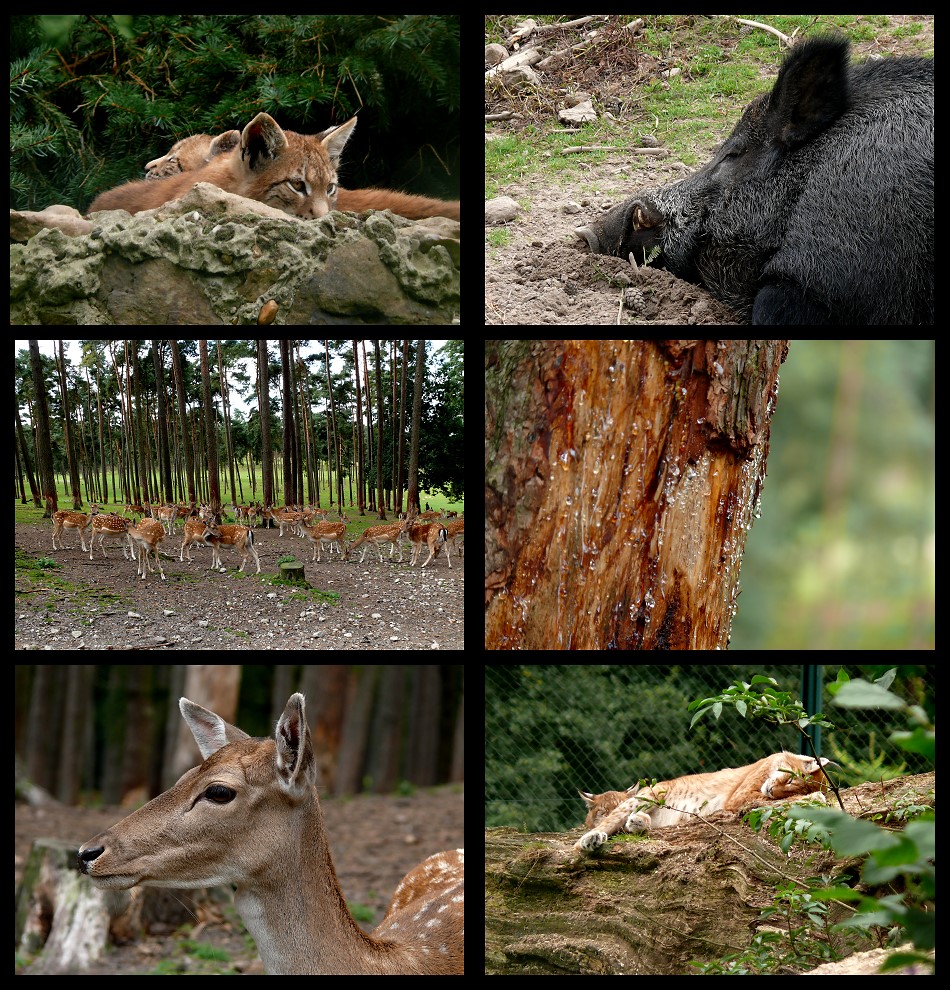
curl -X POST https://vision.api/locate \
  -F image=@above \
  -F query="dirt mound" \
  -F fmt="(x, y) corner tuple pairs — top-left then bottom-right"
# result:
(487, 233), (740, 325)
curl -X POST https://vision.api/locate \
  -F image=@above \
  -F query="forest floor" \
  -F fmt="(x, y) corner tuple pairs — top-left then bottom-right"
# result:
(16, 784), (464, 975)
(14, 521), (464, 651)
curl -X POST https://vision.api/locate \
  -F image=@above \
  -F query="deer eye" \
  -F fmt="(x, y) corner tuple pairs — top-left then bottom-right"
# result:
(205, 784), (236, 804)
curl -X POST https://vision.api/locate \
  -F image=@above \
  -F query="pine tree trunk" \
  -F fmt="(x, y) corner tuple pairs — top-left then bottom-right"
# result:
(485, 339), (789, 650)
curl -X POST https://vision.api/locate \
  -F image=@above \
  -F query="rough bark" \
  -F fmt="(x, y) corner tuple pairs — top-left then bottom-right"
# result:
(485, 339), (788, 649)
(485, 772), (934, 976)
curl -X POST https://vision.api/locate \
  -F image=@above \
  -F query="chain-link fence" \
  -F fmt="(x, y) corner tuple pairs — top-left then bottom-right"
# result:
(485, 664), (934, 832)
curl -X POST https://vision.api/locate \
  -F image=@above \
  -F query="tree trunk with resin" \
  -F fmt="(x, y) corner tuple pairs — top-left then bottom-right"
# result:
(485, 339), (788, 650)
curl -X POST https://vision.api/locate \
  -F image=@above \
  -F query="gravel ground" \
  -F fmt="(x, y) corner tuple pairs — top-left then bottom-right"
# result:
(15, 521), (464, 651)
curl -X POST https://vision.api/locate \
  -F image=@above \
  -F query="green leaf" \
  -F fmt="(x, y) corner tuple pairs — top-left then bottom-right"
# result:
(862, 834), (929, 883)
(879, 950), (934, 973)
(890, 726), (935, 760)
(901, 910), (936, 951)
(806, 885), (865, 902)
(832, 680), (905, 709)
(689, 708), (710, 729)
(875, 667), (899, 690)
(904, 820), (935, 859)
(786, 807), (901, 855)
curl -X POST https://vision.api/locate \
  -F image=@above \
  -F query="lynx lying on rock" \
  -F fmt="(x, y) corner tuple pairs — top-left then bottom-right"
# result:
(576, 751), (832, 853)
(89, 113), (357, 218)
(90, 113), (459, 221)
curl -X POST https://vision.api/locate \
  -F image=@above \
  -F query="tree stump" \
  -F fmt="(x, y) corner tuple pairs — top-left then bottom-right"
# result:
(279, 561), (308, 584)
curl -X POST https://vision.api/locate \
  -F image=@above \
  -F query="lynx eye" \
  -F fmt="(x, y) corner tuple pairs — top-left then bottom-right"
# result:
(288, 179), (307, 193)
(327, 183), (337, 197)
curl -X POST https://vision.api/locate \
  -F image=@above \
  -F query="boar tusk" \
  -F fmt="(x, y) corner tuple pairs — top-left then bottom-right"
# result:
(574, 226), (599, 252)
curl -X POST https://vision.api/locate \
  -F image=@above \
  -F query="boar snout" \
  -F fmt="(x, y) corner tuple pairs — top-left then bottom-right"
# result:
(575, 198), (667, 265)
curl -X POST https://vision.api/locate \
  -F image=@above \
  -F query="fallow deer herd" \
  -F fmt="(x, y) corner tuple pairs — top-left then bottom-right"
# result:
(44, 496), (463, 580)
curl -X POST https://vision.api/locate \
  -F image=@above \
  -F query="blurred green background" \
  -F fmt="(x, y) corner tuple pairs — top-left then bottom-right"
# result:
(731, 340), (935, 651)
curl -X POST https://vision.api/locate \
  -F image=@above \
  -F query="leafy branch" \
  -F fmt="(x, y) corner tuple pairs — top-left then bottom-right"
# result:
(687, 674), (844, 810)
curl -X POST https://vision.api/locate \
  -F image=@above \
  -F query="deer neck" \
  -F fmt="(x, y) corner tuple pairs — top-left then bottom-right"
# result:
(232, 794), (405, 975)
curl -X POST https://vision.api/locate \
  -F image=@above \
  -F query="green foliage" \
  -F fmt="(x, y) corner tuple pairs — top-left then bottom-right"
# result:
(693, 879), (845, 975)
(699, 668), (934, 974)
(829, 668), (935, 763)
(12, 14), (459, 212)
(688, 673), (836, 734)
(786, 807), (934, 968)
(745, 798), (835, 854)
(826, 730), (906, 788)
(789, 668), (935, 969)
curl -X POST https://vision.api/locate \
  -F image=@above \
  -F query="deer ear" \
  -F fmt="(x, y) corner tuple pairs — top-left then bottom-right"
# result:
(180, 698), (250, 758)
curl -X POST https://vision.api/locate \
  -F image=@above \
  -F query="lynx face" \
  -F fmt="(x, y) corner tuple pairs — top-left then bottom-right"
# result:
(144, 130), (241, 179)
(759, 755), (832, 800)
(235, 114), (356, 219)
(578, 787), (638, 830)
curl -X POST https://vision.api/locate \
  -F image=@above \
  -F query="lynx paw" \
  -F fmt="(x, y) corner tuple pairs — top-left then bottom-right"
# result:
(575, 829), (608, 852)
(623, 811), (651, 833)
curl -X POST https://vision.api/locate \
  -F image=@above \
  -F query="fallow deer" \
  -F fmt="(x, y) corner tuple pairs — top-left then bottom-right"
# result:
(78, 693), (464, 974)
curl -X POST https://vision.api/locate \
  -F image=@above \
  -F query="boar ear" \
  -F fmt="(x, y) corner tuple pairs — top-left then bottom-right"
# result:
(766, 36), (850, 148)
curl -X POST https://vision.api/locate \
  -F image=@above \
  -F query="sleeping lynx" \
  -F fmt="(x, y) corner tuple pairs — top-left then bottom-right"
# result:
(576, 751), (832, 853)
(144, 130), (240, 179)
(90, 114), (460, 221)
